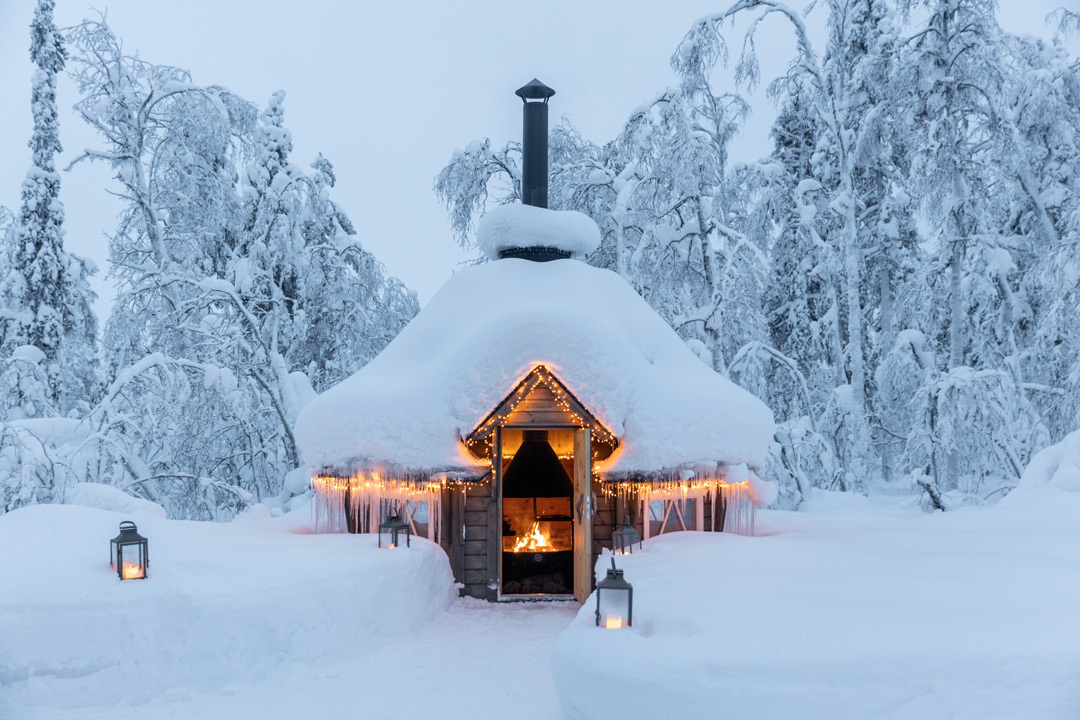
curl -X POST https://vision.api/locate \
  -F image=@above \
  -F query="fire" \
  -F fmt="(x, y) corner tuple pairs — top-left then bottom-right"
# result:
(512, 521), (551, 553)
(121, 561), (144, 580)
(603, 616), (624, 629)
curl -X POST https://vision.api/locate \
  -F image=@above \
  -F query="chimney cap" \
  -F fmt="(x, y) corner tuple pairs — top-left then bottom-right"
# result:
(515, 78), (555, 103)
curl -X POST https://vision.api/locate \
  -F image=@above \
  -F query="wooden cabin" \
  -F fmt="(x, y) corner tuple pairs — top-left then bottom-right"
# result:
(295, 205), (775, 604)
(294, 80), (774, 603)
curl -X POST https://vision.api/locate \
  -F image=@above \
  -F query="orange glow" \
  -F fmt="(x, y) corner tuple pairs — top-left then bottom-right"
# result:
(599, 478), (749, 498)
(121, 561), (144, 579)
(387, 543), (396, 550)
(512, 521), (552, 553)
(603, 615), (624, 629)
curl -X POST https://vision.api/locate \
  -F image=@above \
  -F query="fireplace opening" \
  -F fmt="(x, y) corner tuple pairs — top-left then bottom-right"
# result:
(501, 429), (574, 596)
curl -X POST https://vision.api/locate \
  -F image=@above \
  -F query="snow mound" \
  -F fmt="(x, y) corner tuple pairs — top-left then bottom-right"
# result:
(476, 203), (600, 260)
(0, 503), (454, 713)
(1002, 429), (1080, 505)
(64, 482), (167, 518)
(554, 510), (1080, 720)
(746, 468), (778, 507)
(295, 258), (774, 473)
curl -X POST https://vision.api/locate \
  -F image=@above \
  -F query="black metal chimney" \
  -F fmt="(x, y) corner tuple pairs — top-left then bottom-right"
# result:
(515, 79), (555, 209)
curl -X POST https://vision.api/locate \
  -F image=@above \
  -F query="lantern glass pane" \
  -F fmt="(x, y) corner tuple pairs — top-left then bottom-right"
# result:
(119, 544), (145, 579)
(110, 540), (119, 570)
(598, 588), (630, 629)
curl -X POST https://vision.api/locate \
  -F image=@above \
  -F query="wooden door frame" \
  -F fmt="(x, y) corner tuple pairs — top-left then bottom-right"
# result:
(494, 424), (589, 602)
(573, 428), (592, 604)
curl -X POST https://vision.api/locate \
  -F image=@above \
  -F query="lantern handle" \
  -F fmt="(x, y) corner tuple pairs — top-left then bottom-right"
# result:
(119, 521), (137, 532)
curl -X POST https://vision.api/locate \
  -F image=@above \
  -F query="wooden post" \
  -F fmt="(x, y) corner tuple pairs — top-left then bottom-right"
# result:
(487, 427), (503, 601)
(447, 487), (465, 586)
(573, 429), (592, 604)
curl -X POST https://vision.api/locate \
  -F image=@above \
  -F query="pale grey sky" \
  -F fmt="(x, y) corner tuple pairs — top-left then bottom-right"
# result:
(0, 0), (1073, 318)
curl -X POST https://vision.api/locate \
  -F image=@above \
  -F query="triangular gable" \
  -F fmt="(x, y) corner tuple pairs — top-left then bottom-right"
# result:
(463, 365), (618, 461)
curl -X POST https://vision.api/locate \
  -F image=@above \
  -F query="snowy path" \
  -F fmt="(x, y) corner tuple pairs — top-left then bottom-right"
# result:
(275, 598), (577, 720)
(7, 597), (578, 720)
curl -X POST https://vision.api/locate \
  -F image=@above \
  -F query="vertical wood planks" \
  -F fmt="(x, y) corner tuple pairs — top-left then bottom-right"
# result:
(573, 428), (592, 604)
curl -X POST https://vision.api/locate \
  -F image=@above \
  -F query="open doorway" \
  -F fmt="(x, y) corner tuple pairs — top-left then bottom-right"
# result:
(500, 429), (574, 596)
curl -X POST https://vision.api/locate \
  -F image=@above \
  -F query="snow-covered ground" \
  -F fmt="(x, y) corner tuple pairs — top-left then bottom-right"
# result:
(557, 488), (1080, 719)
(3, 485), (1078, 719)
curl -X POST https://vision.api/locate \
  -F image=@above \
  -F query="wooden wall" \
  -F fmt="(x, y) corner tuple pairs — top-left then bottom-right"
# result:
(446, 481), (629, 601)
(447, 478), (497, 600)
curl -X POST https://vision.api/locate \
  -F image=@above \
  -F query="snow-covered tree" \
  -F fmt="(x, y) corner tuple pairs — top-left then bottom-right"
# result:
(62, 19), (417, 518)
(297, 154), (418, 391)
(1, 0), (100, 420)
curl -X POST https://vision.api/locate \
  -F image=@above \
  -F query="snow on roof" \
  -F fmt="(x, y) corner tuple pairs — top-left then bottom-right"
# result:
(476, 204), (600, 261)
(295, 257), (774, 475)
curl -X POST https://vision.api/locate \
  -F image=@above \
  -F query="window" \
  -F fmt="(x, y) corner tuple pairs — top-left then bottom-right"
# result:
(647, 497), (698, 537)
(403, 500), (430, 540)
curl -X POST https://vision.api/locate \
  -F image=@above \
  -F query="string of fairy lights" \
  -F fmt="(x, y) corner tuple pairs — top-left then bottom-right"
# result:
(464, 364), (619, 461)
(599, 476), (755, 537)
(310, 364), (757, 538)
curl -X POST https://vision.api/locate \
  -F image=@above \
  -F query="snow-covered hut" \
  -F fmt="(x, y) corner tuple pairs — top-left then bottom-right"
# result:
(294, 81), (775, 602)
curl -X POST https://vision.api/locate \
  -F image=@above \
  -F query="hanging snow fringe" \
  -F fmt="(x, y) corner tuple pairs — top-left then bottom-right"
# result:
(311, 473), (447, 543)
(601, 474), (757, 537)
(313, 468), (760, 541)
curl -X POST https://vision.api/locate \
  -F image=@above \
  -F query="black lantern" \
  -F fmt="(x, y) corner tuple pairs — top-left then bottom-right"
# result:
(595, 557), (632, 628)
(378, 511), (411, 549)
(612, 515), (642, 555)
(110, 521), (149, 580)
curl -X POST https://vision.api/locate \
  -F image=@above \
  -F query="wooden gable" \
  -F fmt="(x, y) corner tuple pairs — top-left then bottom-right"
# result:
(463, 365), (618, 461)
(503, 383), (577, 427)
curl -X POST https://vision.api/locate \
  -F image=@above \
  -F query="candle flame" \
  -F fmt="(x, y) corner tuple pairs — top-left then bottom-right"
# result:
(603, 615), (624, 629)
(121, 561), (144, 579)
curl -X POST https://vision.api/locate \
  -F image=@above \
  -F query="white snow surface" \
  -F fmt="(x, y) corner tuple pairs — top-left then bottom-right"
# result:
(555, 490), (1080, 720)
(1002, 429), (1080, 503)
(5, 491), (1079, 719)
(294, 257), (775, 474)
(476, 204), (601, 260)
(64, 483), (167, 518)
(0, 502), (456, 719)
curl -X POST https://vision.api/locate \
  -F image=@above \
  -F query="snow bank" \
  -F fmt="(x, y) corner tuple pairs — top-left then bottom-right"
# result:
(64, 482), (167, 518)
(1002, 429), (1080, 505)
(476, 203), (600, 260)
(553, 502), (1080, 720)
(295, 258), (774, 473)
(0, 503), (454, 714)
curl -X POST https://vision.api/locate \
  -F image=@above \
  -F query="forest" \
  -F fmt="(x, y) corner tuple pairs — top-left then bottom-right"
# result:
(2, 0), (1079, 517)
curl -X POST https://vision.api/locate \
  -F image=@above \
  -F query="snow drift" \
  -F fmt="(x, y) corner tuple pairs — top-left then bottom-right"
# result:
(1002, 429), (1080, 504)
(553, 498), (1080, 720)
(0, 503), (454, 715)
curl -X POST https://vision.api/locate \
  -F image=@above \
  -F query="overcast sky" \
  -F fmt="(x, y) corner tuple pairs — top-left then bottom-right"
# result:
(0, 0), (1074, 319)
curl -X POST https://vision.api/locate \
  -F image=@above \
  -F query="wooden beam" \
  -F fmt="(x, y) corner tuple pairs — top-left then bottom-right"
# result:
(487, 427), (503, 602)
(573, 429), (592, 604)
